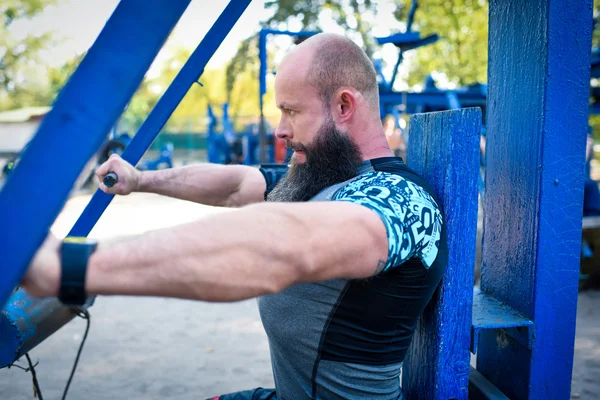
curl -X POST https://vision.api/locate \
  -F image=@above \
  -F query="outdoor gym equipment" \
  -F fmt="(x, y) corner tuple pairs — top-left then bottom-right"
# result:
(257, 28), (319, 163)
(0, 1), (592, 399)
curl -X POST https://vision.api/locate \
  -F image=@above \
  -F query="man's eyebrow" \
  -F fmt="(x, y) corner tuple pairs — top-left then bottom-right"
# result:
(277, 102), (296, 110)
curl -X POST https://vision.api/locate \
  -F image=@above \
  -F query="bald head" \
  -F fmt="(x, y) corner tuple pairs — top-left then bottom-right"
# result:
(284, 33), (380, 114)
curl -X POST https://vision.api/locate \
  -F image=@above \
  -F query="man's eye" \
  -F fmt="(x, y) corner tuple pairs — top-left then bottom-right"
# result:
(286, 108), (295, 116)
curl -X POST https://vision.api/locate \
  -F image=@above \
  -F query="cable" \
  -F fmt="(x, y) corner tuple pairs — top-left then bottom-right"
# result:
(61, 308), (91, 400)
(12, 308), (91, 400)
(24, 353), (44, 400)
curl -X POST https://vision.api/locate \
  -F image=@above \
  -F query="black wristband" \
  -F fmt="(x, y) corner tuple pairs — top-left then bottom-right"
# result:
(59, 238), (97, 306)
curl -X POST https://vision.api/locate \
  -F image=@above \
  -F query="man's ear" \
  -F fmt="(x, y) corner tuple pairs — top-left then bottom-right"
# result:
(332, 89), (357, 124)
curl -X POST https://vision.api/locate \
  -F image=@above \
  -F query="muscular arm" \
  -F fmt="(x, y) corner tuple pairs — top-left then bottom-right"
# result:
(31, 202), (388, 302)
(137, 164), (266, 207)
(95, 154), (269, 207)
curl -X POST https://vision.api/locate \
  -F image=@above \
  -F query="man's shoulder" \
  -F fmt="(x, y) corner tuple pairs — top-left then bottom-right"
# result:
(334, 170), (435, 204)
(334, 170), (443, 271)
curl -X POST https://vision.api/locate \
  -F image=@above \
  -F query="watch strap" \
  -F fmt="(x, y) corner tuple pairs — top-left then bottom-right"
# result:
(59, 238), (97, 306)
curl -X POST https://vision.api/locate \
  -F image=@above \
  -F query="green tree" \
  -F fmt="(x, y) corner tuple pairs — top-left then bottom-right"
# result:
(261, 0), (487, 88)
(264, 0), (378, 57)
(0, 0), (58, 110)
(392, 0), (488, 88)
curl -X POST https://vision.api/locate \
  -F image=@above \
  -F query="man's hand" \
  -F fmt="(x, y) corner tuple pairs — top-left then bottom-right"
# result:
(22, 234), (61, 298)
(96, 154), (141, 195)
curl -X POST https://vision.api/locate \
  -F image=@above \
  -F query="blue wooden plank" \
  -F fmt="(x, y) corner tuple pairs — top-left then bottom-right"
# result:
(478, 0), (593, 398)
(471, 289), (533, 353)
(69, 0), (252, 237)
(402, 108), (481, 399)
(0, 0), (191, 307)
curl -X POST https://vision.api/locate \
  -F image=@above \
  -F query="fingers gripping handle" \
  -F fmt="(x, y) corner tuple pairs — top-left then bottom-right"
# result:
(103, 172), (118, 188)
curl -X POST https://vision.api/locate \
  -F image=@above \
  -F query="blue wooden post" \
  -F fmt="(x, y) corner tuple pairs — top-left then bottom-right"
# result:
(0, 0), (252, 366)
(402, 108), (481, 399)
(69, 0), (252, 237)
(478, 1), (593, 398)
(0, 0), (191, 307)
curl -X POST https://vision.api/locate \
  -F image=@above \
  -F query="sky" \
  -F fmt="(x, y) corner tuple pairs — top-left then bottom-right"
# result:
(9, 0), (411, 87)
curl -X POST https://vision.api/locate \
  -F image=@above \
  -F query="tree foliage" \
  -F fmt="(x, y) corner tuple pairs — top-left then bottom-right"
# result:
(264, 0), (378, 57)
(262, 0), (488, 88)
(0, 0), (57, 110)
(392, 0), (488, 88)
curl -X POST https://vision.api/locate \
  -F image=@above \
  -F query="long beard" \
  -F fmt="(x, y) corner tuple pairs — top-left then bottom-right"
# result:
(267, 118), (363, 202)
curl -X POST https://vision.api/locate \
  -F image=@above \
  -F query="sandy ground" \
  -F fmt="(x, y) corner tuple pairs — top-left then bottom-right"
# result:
(0, 192), (599, 399)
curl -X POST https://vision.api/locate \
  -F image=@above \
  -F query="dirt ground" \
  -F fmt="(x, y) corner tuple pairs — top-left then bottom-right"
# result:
(0, 192), (599, 399)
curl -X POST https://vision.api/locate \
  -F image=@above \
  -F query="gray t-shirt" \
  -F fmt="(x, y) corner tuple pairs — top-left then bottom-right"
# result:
(258, 157), (448, 399)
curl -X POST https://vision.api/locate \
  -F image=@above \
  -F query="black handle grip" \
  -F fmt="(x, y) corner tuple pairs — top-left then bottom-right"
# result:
(103, 172), (118, 188)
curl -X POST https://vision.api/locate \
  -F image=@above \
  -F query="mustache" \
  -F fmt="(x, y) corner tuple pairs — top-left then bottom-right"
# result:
(285, 140), (308, 153)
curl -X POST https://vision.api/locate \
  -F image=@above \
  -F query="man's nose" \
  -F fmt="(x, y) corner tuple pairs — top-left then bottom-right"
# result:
(275, 119), (292, 140)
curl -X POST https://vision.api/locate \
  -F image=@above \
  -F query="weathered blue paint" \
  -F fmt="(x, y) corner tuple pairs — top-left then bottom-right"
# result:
(402, 108), (481, 399)
(0, 288), (91, 367)
(69, 0), (252, 237)
(471, 289), (533, 354)
(479, 0), (592, 398)
(0, 0), (191, 307)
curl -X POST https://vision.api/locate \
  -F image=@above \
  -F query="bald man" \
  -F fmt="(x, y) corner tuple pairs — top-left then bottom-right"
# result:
(24, 34), (447, 400)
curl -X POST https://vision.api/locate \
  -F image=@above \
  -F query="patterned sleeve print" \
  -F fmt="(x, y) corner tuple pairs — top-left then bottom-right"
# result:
(333, 171), (443, 272)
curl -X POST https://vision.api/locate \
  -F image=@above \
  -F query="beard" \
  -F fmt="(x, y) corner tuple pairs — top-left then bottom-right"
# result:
(266, 117), (363, 202)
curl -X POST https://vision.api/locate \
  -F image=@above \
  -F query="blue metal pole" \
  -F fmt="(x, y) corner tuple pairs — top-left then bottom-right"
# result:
(258, 29), (268, 164)
(207, 104), (219, 163)
(257, 29), (319, 163)
(0, 0), (191, 307)
(0, 290), (92, 368)
(478, 0), (592, 398)
(388, 52), (404, 92)
(69, 0), (253, 237)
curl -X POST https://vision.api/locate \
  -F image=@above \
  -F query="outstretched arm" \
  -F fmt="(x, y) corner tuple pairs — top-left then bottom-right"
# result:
(24, 201), (388, 302)
(96, 154), (267, 207)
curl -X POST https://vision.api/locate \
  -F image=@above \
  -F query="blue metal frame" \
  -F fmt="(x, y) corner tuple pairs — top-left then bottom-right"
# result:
(70, 0), (253, 237)
(478, 0), (592, 398)
(0, 0), (192, 307)
(379, 89), (486, 115)
(257, 28), (319, 163)
(374, 0), (438, 92)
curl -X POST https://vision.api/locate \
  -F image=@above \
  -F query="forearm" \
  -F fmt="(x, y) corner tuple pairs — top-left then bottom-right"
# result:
(137, 163), (266, 207)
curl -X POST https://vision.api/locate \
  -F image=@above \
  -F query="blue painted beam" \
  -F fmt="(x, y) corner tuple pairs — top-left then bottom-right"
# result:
(402, 108), (481, 399)
(375, 32), (421, 45)
(379, 90), (486, 111)
(0, 289), (92, 368)
(478, 0), (593, 398)
(471, 289), (533, 354)
(0, 0), (191, 307)
(69, 0), (252, 237)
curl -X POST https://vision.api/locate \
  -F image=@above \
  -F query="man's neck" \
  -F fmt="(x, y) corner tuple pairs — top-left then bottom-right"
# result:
(356, 131), (395, 160)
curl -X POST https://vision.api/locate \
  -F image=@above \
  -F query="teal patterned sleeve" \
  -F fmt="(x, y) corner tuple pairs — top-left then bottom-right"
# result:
(333, 171), (443, 272)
